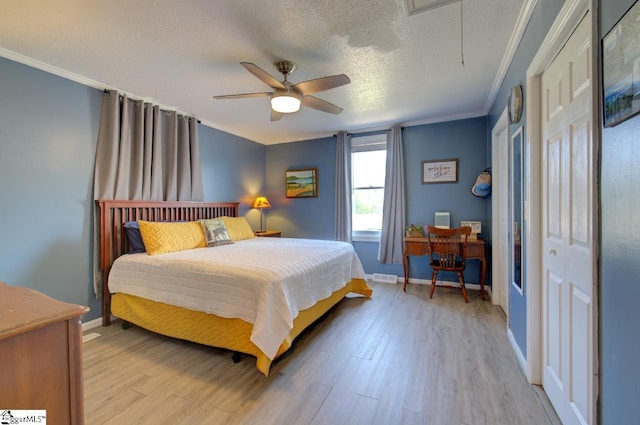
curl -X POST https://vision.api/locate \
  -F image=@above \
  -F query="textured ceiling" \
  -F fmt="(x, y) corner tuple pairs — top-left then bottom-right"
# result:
(0, 0), (527, 145)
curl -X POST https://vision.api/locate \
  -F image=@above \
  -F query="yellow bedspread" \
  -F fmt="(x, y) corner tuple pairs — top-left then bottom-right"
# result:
(111, 277), (372, 376)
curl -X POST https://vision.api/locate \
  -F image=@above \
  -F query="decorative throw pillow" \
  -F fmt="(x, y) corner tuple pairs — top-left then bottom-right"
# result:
(220, 216), (255, 241)
(123, 221), (146, 253)
(200, 218), (234, 247)
(138, 220), (206, 255)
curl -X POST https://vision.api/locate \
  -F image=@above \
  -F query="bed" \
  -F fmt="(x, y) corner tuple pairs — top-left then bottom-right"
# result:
(97, 200), (372, 376)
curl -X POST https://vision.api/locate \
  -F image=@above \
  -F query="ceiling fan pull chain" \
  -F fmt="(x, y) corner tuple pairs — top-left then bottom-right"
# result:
(460, 0), (465, 67)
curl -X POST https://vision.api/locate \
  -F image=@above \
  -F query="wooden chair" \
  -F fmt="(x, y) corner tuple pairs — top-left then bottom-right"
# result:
(426, 225), (472, 303)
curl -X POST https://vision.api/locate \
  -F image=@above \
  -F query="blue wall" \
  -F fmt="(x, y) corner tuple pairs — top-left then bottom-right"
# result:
(0, 56), (266, 322)
(199, 125), (266, 224)
(265, 117), (489, 284)
(486, 0), (564, 356)
(402, 119), (488, 283)
(265, 137), (337, 240)
(599, 1), (640, 423)
(0, 56), (103, 317)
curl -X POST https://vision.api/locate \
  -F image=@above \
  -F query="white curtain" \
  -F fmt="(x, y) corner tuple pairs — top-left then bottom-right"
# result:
(378, 124), (405, 264)
(334, 131), (352, 242)
(93, 90), (204, 295)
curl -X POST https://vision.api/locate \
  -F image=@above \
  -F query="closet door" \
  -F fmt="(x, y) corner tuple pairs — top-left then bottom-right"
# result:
(541, 12), (594, 425)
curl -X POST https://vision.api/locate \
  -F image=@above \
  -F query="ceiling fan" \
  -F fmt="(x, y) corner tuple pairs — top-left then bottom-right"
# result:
(213, 61), (350, 121)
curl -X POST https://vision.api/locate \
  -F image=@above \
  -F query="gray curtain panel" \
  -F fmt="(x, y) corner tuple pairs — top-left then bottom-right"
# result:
(334, 131), (352, 242)
(378, 124), (405, 264)
(92, 90), (204, 296)
(94, 91), (203, 201)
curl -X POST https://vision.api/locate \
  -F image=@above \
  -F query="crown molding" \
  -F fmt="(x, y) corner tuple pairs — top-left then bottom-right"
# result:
(483, 0), (538, 113)
(0, 47), (187, 114)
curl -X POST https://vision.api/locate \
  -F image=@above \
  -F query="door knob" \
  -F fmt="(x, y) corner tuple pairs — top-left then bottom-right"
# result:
(548, 248), (557, 255)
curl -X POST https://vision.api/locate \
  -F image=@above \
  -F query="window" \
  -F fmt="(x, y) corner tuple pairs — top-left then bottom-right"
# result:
(352, 134), (387, 241)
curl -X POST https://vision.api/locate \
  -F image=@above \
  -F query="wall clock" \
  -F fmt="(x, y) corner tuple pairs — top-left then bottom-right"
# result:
(509, 85), (523, 124)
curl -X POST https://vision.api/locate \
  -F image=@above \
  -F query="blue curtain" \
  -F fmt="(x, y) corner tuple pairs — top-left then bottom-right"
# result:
(378, 124), (405, 264)
(334, 131), (352, 242)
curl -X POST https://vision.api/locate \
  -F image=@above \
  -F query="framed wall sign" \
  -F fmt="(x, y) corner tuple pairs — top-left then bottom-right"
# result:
(285, 168), (318, 198)
(422, 159), (459, 184)
(603, 0), (640, 127)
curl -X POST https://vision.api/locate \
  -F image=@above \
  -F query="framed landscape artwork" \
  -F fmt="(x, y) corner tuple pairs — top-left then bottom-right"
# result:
(286, 168), (318, 198)
(603, 0), (640, 127)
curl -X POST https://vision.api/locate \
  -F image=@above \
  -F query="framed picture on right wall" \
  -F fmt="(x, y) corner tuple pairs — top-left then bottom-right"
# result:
(603, 0), (640, 127)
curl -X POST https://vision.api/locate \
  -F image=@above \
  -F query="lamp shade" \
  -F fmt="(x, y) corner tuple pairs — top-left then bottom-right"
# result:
(252, 196), (271, 209)
(270, 92), (301, 113)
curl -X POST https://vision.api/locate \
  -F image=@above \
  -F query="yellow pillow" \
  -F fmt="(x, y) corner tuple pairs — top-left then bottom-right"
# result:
(138, 220), (206, 255)
(220, 216), (255, 241)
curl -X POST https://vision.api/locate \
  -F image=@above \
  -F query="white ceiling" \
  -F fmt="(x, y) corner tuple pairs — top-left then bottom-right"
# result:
(0, 0), (528, 145)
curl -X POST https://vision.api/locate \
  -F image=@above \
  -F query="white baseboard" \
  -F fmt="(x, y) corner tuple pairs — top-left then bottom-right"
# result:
(365, 275), (493, 299)
(82, 315), (116, 332)
(405, 277), (488, 293)
(508, 327), (527, 376)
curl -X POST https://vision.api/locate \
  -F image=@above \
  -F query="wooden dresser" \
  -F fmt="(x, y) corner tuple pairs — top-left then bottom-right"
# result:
(0, 282), (89, 424)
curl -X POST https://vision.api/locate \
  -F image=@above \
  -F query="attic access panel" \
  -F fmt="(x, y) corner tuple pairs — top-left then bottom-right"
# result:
(403, 0), (460, 16)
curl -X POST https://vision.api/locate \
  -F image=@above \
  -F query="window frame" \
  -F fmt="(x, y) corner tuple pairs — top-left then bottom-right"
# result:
(351, 134), (387, 242)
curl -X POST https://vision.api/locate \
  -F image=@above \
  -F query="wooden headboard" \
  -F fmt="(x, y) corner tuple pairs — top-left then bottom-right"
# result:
(96, 200), (239, 326)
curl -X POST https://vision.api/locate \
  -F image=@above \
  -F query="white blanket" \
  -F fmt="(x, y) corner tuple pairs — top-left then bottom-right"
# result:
(108, 237), (366, 359)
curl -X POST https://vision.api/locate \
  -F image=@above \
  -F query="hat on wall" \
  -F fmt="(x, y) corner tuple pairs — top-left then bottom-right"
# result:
(472, 169), (491, 198)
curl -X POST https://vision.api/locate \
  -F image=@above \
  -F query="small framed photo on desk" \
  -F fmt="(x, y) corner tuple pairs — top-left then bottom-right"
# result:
(461, 220), (481, 240)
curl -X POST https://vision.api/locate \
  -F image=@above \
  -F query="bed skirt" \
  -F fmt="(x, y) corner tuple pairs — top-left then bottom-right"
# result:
(111, 278), (372, 376)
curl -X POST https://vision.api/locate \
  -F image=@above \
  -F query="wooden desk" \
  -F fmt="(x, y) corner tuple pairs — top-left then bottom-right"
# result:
(403, 237), (487, 300)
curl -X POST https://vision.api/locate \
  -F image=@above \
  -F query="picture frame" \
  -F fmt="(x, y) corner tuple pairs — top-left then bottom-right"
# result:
(461, 220), (481, 241)
(285, 168), (318, 198)
(460, 220), (481, 234)
(603, 0), (640, 127)
(422, 158), (459, 184)
(434, 211), (451, 229)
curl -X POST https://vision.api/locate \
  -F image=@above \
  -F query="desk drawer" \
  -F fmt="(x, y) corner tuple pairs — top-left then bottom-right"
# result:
(404, 242), (428, 256)
(466, 243), (484, 259)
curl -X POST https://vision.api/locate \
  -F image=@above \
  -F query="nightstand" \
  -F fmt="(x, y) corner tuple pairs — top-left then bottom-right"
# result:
(254, 230), (281, 237)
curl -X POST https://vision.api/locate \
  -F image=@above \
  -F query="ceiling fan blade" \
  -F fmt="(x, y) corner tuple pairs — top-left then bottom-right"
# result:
(301, 95), (344, 114)
(270, 109), (283, 121)
(293, 74), (350, 95)
(241, 62), (286, 90)
(213, 92), (272, 100)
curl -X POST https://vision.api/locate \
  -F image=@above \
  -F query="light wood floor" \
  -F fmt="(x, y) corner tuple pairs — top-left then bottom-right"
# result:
(83, 282), (561, 425)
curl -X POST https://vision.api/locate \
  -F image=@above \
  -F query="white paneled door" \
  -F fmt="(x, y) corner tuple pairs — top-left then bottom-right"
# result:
(541, 12), (594, 425)
(491, 109), (510, 317)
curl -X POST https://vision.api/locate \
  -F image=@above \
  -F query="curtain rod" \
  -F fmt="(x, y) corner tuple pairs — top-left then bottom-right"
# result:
(334, 128), (397, 137)
(349, 129), (391, 137)
(103, 89), (201, 123)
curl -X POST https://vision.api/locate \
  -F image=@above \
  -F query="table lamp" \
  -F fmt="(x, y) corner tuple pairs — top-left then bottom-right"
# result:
(252, 196), (271, 233)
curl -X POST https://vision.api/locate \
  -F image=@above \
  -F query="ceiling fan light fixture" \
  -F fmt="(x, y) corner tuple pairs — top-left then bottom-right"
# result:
(271, 92), (301, 113)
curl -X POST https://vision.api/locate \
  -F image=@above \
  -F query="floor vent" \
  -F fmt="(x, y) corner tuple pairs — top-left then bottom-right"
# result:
(372, 273), (398, 284)
(82, 332), (101, 343)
